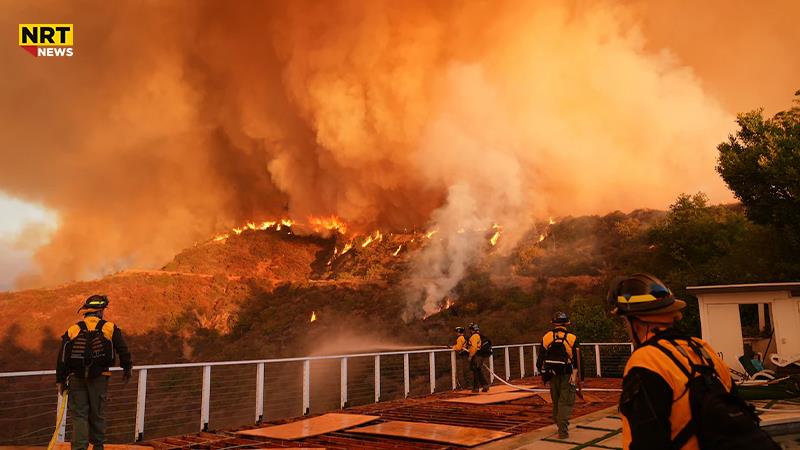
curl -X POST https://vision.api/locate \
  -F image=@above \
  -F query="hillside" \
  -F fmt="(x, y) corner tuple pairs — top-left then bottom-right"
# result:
(5, 199), (796, 372)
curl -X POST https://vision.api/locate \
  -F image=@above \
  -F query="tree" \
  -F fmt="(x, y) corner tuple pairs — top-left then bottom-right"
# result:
(717, 91), (800, 240)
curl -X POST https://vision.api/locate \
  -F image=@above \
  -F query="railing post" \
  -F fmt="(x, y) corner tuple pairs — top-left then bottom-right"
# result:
(374, 355), (381, 403)
(134, 368), (147, 441)
(302, 359), (310, 415)
(340, 357), (348, 409)
(403, 353), (410, 398)
(594, 344), (602, 377)
(200, 365), (211, 431)
(429, 352), (436, 394)
(489, 354), (495, 383)
(519, 346), (525, 378)
(532, 344), (538, 376)
(255, 363), (264, 423)
(504, 347), (511, 380)
(450, 351), (457, 390)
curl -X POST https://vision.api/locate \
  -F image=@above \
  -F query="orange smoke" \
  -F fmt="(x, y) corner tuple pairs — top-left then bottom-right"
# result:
(0, 0), (797, 290)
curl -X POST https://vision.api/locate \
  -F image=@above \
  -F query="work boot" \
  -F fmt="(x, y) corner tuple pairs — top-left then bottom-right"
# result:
(471, 388), (479, 393)
(481, 385), (490, 392)
(558, 431), (569, 440)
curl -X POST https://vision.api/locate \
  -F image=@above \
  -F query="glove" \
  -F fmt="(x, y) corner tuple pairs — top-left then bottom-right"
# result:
(122, 369), (132, 384)
(569, 369), (577, 385)
(57, 383), (65, 396)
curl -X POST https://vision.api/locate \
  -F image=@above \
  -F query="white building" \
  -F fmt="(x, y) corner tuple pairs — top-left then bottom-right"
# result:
(687, 282), (800, 374)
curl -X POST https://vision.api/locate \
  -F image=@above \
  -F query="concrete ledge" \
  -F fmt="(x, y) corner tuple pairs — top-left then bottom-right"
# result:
(476, 405), (620, 450)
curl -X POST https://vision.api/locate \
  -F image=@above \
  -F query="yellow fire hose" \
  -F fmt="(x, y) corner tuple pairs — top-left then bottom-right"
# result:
(47, 389), (69, 450)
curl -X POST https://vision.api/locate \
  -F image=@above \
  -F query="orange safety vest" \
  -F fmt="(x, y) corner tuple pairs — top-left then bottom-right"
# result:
(622, 337), (732, 450)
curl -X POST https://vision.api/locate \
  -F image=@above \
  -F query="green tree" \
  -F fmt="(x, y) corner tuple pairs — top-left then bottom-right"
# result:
(569, 296), (626, 342)
(717, 91), (800, 241)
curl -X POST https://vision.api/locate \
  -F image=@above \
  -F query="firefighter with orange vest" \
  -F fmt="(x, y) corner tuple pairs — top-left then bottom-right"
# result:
(56, 295), (132, 450)
(609, 274), (779, 450)
(538, 312), (582, 439)
(451, 326), (470, 389)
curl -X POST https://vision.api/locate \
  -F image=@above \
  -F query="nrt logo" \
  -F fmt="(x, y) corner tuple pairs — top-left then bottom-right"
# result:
(19, 24), (74, 57)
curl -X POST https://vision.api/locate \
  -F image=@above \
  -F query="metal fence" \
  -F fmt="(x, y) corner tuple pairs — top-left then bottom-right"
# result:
(0, 342), (632, 445)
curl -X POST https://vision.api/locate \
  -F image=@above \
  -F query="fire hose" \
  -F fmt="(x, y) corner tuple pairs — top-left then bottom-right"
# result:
(482, 364), (622, 393)
(47, 387), (69, 450)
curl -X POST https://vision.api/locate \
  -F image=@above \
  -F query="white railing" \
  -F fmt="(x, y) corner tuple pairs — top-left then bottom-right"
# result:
(0, 342), (633, 445)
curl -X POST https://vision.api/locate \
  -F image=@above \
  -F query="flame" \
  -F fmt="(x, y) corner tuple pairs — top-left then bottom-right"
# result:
(362, 235), (374, 248)
(549, 217), (556, 225)
(489, 230), (501, 246)
(538, 233), (546, 242)
(425, 229), (438, 239)
(393, 245), (402, 256)
(309, 216), (348, 234)
(310, 311), (317, 323)
(341, 242), (354, 254)
(213, 234), (229, 242)
(361, 230), (383, 248)
(444, 297), (455, 310)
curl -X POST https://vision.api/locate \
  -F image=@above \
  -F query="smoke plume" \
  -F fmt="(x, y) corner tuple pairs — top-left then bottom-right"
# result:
(1, 1), (798, 316)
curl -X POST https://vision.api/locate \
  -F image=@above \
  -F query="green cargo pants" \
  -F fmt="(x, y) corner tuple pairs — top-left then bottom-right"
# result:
(549, 372), (576, 435)
(68, 375), (109, 450)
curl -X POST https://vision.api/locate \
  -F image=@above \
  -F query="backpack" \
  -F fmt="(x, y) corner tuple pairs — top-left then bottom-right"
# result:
(542, 330), (573, 372)
(650, 338), (780, 450)
(476, 334), (493, 356)
(64, 320), (115, 378)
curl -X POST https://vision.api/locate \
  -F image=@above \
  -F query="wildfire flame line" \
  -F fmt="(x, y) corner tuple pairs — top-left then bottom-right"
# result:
(310, 311), (317, 323)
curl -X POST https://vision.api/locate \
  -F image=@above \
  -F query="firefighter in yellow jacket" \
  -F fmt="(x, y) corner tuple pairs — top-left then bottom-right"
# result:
(466, 323), (490, 393)
(451, 326), (469, 389)
(608, 274), (749, 450)
(537, 312), (581, 439)
(56, 295), (133, 450)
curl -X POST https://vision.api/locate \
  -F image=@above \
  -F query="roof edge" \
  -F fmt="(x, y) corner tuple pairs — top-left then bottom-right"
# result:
(686, 282), (800, 295)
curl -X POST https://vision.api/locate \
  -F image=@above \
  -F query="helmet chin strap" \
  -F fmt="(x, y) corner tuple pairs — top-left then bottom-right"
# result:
(627, 317), (643, 347)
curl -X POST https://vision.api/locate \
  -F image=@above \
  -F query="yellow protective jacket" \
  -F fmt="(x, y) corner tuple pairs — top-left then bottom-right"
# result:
(467, 333), (481, 357)
(56, 316), (132, 382)
(621, 336), (732, 450)
(541, 327), (577, 360)
(452, 335), (467, 353)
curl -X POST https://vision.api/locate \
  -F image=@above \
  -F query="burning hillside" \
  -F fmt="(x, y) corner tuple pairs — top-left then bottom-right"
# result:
(0, 208), (625, 370)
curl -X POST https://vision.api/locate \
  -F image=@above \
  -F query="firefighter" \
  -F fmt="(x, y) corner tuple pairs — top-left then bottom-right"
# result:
(451, 326), (470, 389)
(56, 295), (133, 450)
(467, 323), (490, 393)
(608, 274), (779, 450)
(538, 312), (581, 439)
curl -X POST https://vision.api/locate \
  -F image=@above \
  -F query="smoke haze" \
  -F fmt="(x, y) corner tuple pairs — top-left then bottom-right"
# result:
(1, 1), (797, 310)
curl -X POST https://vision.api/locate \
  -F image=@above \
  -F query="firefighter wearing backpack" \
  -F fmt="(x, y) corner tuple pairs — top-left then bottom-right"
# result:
(609, 274), (779, 450)
(466, 323), (491, 393)
(56, 295), (133, 450)
(538, 311), (582, 440)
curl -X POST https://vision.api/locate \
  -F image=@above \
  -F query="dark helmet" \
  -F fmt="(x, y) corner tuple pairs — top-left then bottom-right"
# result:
(607, 273), (686, 316)
(455, 326), (465, 333)
(552, 311), (569, 325)
(78, 294), (109, 313)
(469, 323), (480, 332)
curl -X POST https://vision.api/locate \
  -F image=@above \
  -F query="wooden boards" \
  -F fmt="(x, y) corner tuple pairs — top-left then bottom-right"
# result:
(0, 446), (153, 450)
(0, 446), (152, 450)
(445, 391), (536, 404)
(236, 413), (379, 440)
(349, 421), (511, 447)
